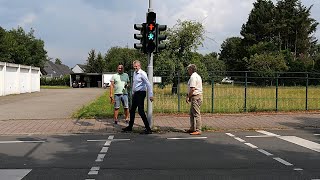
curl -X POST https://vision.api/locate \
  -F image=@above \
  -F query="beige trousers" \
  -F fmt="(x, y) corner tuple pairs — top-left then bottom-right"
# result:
(190, 94), (202, 132)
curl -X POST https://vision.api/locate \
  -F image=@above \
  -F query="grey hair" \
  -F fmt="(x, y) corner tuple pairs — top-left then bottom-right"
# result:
(133, 60), (141, 65)
(187, 64), (197, 72)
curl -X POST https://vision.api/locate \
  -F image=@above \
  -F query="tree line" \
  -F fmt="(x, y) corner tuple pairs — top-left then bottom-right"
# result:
(1, 0), (319, 88)
(85, 0), (320, 90)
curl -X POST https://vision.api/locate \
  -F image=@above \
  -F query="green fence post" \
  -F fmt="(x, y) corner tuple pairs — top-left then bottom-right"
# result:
(276, 73), (279, 112)
(244, 72), (247, 112)
(306, 73), (309, 111)
(177, 71), (181, 112)
(211, 79), (214, 113)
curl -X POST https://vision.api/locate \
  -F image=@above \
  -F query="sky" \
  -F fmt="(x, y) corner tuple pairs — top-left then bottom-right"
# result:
(0, 0), (319, 68)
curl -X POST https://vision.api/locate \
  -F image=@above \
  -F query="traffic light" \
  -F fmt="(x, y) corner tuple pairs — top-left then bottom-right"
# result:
(134, 23), (146, 53)
(156, 24), (167, 53)
(145, 12), (156, 53)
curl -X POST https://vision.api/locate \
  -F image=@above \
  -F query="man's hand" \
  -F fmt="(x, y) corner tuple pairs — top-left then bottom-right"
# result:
(150, 97), (154, 102)
(110, 96), (114, 104)
(186, 96), (190, 103)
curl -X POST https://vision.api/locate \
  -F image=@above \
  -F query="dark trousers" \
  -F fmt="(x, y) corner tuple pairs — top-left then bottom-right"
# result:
(129, 91), (151, 130)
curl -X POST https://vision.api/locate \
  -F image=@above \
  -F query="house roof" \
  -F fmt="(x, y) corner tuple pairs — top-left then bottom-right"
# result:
(42, 60), (72, 77)
(76, 64), (87, 70)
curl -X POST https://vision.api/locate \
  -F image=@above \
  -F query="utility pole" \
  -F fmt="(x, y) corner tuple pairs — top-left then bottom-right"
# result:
(147, 0), (154, 127)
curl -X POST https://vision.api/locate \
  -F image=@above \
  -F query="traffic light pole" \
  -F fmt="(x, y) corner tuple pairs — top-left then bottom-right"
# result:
(147, 52), (153, 127)
(147, 0), (154, 127)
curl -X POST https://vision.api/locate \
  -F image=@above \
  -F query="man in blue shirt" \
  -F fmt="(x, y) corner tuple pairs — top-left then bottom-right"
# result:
(122, 60), (154, 134)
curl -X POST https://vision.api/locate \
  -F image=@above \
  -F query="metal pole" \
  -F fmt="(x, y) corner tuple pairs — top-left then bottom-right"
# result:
(244, 72), (247, 112)
(276, 73), (279, 112)
(147, 0), (154, 127)
(147, 52), (153, 127)
(177, 71), (181, 112)
(148, 0), (153, 12)
(306, 73), (309, 111)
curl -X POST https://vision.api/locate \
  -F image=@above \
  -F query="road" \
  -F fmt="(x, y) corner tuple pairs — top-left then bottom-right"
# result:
(0, 88), (104, 120)
(0, 129), (319, 180)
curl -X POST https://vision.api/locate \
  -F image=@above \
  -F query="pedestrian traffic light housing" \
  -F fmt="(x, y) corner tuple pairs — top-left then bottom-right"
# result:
(156, 24), (167, 53)
(134, 23), (146, 53)
(146, 12), (157, 53)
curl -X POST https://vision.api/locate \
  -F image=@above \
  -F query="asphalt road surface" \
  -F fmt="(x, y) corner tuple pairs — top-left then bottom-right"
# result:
(0, 88), (105, 120)
(0, 129), (319, 180)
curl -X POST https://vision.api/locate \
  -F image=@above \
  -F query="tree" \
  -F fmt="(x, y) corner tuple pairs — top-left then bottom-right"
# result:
(166, 20), (205, 94)
(245, 52), (288, 77)
(85, 49), (97, 73)
(274, 0), (318, 56)
(219, 37), (246, 71)
(203, 52), (226, 80)
(241, 0), (275, 46)
(104, 46), (145, 73)
(95, 52), (106, 73)
(0, 27), (47, 68)
(54, 58), (62, 65)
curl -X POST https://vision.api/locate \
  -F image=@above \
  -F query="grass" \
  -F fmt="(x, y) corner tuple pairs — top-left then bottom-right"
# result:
(72, 91), (114, 119)
(73, 83), (320, 119)
(41, 85), (71, 89)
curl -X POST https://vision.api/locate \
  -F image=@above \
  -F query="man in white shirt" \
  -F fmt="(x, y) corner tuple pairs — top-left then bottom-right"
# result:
(122, 60), (154, 134)
(186, 64), (203, 135)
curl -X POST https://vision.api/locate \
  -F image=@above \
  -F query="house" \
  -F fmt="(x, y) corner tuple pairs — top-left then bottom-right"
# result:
(71, 64), (86, 73)
(41, 60), (72, 78)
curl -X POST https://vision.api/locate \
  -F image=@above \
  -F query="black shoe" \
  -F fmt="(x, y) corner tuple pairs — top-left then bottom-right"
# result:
(140, 129), (152, 134)
(122, 127), (132, 132)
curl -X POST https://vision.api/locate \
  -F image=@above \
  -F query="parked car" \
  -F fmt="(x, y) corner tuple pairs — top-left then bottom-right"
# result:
(221, 77), (234, 84)
(72, 81), (86, 88)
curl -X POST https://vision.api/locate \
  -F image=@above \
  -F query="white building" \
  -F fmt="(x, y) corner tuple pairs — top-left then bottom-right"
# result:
(0, 62), (40, 96)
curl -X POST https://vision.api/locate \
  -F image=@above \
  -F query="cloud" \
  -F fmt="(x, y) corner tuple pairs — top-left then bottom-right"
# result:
(0, 0), (319, 68)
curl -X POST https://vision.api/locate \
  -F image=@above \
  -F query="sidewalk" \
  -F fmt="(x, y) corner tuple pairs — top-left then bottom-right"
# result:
(0, 112), (319, 135)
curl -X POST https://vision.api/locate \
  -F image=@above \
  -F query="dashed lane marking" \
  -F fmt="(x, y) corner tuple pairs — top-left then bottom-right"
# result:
(234, 137), (246, 142)
(244, 143), (258, 149)
(273, 157), (293, 166)
(257, 149), (273, 156)
(95, 154), (105, 162)
(225, 133), (235, 137)
(100, 147), (109, 153)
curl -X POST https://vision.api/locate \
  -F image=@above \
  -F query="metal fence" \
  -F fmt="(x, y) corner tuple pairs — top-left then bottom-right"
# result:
(133, 71), (320, 114)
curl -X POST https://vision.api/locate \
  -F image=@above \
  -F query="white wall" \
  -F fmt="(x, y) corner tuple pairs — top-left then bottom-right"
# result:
(0, 62), (40, 96)
(0, 62), (5, 96)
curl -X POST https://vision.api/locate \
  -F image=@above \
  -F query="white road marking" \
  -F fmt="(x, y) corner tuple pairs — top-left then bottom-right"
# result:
(0, 169), (31, 180)
(85, 179), (95, 180)
(314, 134), (320, 136)
(88, 171), (98, 175)
(225, 133), (235, 137)
(167, 137), (207, 140)
(273, 157), (293, 166)
(256, 130), (280, 137)
(104, 140), (111, 146)
(279, 136), (320, 153)
(246, 135), (279, 138)
(0, 141), (45, 144)
(244, 143), (258, 149)
(100, 147), (109, 153)
(95, 154), (106, 162)
(293, 168), (303, 171)
(108, 135), (114, 140)
(257, 149), (273, 156)
(234, 137), (246, 142)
